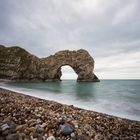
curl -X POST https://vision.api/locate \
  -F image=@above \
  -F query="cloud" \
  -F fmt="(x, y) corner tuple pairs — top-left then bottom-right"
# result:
(0, 0), (140, 79)
(95, 51), (140, 79)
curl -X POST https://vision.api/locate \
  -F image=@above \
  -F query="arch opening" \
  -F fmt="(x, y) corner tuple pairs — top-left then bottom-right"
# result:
(61, 65), (78, 80)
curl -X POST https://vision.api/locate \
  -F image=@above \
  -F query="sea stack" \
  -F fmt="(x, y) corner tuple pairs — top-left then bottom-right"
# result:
(0, 45), (99, 82)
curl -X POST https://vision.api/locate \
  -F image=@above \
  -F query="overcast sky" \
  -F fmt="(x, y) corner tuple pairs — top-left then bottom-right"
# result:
(0, 0), (140, 79)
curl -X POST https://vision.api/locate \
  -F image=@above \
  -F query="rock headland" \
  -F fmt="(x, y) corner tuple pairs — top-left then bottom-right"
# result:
(0, 45), (99, 82)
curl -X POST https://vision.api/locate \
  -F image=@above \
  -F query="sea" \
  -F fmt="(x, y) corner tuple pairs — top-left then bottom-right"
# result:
(0, 80), (140, 121)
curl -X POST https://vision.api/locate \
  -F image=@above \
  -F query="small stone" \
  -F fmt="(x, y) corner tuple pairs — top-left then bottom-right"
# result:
(1, 124), (9, 131)
(26, 127), (35, 133)
(84, 136), (91, 140)
(1, 122), (16, 131)
(1, 98), (14, 104)
(75, 124), (78, 129)
(94, 134), (103, 140)
(35, 109), (38, 112)
(60, 123), (74, 136)
(16, 125), (23, 131)
(30, 131), (38, 138)
(72, 121), (79, 129)
(13, 113), (16, 117)
(36, 119), (42, 124)
(32, 138), (38, 140)
(112, 136), (119, 140)
(58, 117), (65, 124)
(41, 123), (47, 128)
(7, 122), (16, 130)
(29, 122), (36, 127)
(47, 136), (56, 140)
(6, 133), (21, 140)
(71, 132), (75, 138)
(36, 126), (44, 133)
(76, 135), (84, 140)
(36, 114), (41, 117)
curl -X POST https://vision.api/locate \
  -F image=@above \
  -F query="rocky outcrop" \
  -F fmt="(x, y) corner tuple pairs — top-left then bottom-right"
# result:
(0, 45), (99, 82)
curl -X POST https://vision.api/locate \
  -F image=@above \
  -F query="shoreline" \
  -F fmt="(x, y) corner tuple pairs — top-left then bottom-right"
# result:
(1, 86), (138, 122)
(0, 86), (140, 122)
(1, 84), (139, 122)
(0, 88), (140, 139)
(0, 83), (139, 122)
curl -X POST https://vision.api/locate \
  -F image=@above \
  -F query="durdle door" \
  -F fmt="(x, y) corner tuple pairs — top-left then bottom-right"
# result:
(0, 45), (99, 82)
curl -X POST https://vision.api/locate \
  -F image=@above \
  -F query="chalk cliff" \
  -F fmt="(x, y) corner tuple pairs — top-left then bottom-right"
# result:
(0, 45), (99, 82)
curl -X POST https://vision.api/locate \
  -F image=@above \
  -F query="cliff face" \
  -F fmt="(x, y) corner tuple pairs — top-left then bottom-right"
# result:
(0, 45), (99, 82)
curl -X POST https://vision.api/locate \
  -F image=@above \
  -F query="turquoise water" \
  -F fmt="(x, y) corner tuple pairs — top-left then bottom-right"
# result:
(0, 80), (140, 121)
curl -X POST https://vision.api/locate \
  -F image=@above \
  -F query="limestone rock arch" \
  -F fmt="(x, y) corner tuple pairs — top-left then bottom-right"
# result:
(0, 45), (99, 82)
(44, 49), (99, 82)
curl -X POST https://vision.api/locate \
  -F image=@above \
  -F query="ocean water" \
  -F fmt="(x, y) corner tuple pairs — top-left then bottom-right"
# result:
(0, 80), (140, 121)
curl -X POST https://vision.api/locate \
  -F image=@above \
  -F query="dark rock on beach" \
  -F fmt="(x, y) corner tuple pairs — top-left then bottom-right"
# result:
(0, 88), (140, 140)
(60, 123), (74, 136)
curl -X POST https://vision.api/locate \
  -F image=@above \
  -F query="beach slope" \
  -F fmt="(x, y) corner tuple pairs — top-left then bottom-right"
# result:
(0, 88), (140, 139)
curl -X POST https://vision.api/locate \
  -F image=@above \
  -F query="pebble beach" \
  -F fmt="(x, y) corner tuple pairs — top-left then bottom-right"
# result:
(0, 88), (140, 140)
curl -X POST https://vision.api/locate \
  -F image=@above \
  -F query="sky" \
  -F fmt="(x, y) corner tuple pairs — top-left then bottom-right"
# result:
(0, 0), (140, 79)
